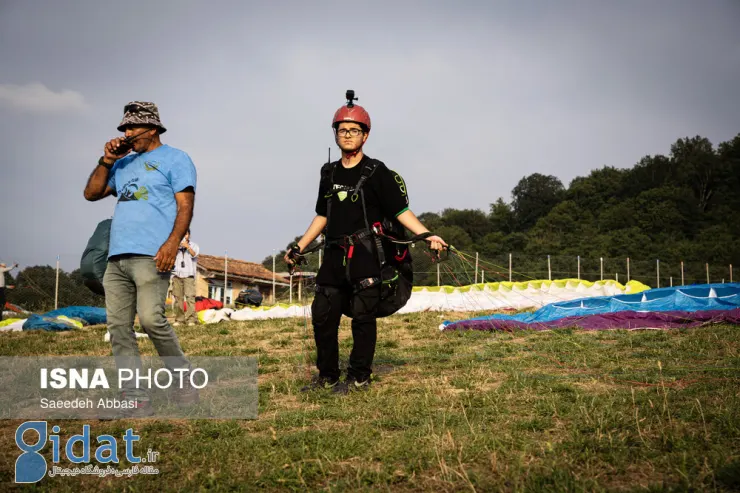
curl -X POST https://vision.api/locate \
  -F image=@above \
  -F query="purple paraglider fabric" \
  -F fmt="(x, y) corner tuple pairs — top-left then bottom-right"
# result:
(441, 284), (740, 332)
(442, 308), (740, 332)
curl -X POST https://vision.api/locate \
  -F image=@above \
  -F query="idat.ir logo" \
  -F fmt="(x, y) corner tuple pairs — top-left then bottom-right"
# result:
(15, 421), (145, 483)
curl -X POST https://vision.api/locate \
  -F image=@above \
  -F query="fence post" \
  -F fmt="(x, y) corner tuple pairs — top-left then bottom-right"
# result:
(670, 276), (673, 287)
(509, 253), (512, 282)
(481, 270), (485, 284)
(224, 251), (228, 305)
(627, 257), (630, 282)
(547, 255), (552, 281)
(656, 259), (660, 289)
(731, 264), (733, 283)
(706, 263), (710, 284)
(600, 257), (604, 281)
(272, 252), (276, 304)
(577, 256), (580, 280)
(475, 252), (479, 284)
(54, 255), (60, 310)
(437, 263), (440, 287)
(289, 274), (293, 304)
(681, 261), (684, 286)
(616, 272), (619, 283)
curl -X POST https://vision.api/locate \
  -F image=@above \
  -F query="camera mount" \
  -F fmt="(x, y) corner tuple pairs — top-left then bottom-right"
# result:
(345, 89), (358, 108)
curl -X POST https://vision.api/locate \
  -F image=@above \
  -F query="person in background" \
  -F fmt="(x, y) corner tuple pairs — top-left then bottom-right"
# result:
(0, 262), (18, 321)
(172, 229), (200, 326)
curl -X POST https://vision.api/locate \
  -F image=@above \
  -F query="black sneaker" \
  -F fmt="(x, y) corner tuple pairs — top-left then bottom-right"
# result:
(300, 375), (339, 392)
(333, 375), (370, 395)
(171, 375), (200, 407)
(98, 393), (154, 420)
(119, 399), (155, 418)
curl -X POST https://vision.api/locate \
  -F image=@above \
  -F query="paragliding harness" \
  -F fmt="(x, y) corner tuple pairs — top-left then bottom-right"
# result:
(236, 288), (263, 307)
(315, 159), (432, 318)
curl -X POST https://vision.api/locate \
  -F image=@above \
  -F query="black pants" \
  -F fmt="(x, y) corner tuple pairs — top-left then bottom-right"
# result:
(311, 283), (380, 382)
(0, 287), (5, 322)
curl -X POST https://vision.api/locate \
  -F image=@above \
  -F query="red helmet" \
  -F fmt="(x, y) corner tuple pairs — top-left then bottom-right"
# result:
(332, 96), (371, 132)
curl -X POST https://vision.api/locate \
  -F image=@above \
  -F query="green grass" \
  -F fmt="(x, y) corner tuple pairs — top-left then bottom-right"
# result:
(1, 313), (739, 491)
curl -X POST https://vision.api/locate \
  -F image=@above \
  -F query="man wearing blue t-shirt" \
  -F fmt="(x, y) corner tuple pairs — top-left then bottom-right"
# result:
(84, 101), (197, 416)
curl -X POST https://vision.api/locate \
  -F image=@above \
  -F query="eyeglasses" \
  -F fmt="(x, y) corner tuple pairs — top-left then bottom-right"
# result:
(336, 128), (364, 137)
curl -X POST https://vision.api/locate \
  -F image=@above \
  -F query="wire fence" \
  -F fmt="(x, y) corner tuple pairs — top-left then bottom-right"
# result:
(411, 252), (734, 288)
(3, 264), (104, 315)
(3, 249), (735, 315)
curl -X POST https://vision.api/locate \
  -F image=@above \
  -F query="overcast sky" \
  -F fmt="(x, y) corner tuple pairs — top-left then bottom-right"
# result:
(1, 0), (739, 271)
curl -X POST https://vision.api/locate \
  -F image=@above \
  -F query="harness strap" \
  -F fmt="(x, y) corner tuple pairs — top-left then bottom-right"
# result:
(325, 228), (375, 248)
(322, 159), (398, 284)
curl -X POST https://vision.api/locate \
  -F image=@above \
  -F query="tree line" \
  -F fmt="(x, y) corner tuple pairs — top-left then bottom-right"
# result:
(4, 132), (738, 313)
(3, 267), (104, 313)
(264, 133), (740, 285)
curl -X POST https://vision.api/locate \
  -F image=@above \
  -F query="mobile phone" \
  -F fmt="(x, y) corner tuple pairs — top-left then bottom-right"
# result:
(114, 139), (133, 155)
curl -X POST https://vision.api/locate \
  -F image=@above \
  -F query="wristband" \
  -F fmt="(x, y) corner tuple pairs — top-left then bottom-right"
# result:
(98, 156), (114, 170)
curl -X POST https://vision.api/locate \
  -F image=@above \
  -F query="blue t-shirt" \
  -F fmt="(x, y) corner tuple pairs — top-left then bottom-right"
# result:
(107, 145), (197, 257)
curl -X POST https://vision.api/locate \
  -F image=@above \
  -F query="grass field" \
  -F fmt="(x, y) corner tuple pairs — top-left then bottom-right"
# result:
(1, 312), (739, 492)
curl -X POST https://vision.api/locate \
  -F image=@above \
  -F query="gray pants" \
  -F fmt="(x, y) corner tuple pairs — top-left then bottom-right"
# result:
(172, 276), (197, 323)
(103, 255), (190, 400)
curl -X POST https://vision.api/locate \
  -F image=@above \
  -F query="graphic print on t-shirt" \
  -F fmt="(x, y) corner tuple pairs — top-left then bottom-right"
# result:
(117, 177), (149, 202)
(336, 185), (348, 202)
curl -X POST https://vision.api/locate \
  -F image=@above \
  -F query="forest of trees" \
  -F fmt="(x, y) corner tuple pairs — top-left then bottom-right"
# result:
(264, 133), (740, 285)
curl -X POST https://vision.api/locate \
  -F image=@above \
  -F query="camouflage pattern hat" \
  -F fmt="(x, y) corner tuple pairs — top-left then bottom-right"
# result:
(117, 101), (167, 133)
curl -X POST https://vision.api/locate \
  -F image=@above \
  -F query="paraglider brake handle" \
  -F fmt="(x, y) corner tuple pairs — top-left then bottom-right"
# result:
(428, 246), (450, 263)
(420, 232), (452, 263)
(432, 247), (452, 263)
(286, 244), (306, 275)
(346, 89), (358, 108)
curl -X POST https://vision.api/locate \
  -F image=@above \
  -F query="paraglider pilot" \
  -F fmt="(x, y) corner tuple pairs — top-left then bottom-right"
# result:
(286, 90), (447, 394)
